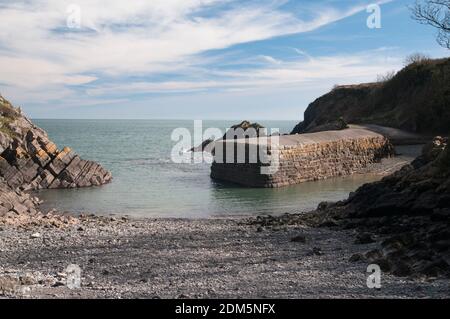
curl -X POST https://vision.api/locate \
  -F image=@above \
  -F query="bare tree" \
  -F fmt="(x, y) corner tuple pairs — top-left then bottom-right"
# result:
(404, 52), (431, 66)
(411, 0), (450, 49)
(376, 70), (397, 82)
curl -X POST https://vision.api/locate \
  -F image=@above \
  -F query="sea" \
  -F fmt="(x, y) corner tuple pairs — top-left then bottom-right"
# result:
(34, 119), (385, 218)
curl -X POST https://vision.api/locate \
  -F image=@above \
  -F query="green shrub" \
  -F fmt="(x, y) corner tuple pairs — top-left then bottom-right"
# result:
(0, 116), (16, 137)
(0, 99), (19, 119)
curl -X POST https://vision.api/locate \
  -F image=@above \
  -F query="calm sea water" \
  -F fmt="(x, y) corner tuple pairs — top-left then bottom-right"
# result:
(34, 119), (383, 218)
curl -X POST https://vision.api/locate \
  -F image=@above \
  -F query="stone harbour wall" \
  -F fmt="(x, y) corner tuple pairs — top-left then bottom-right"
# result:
(211, 129), (394, 188)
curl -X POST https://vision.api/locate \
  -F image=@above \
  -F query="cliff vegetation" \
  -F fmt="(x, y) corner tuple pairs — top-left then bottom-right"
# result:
(292, 57), (450, 135)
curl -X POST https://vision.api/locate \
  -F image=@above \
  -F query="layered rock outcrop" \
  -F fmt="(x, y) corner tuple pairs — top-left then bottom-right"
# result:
(0, 95), (112, 191)
(319, 137), (450, 278)
(0, 177), (40, 218)
(0, 95), (111, 226)
(255, 137), (449, 278)
(0, 177), (77, 227)
(327, 136), (449, 218)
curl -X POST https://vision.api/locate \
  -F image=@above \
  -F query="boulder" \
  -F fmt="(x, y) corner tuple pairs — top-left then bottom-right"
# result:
(223, 121), (266, 140)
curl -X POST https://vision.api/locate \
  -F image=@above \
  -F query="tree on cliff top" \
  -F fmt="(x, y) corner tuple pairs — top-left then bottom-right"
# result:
(411, 0), (450, 49)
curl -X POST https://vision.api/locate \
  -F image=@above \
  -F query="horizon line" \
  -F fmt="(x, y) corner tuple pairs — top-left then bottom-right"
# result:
(31, 118), (300, 122)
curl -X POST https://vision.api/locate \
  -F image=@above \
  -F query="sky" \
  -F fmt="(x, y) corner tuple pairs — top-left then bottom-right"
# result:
(0, 0), (448, 120)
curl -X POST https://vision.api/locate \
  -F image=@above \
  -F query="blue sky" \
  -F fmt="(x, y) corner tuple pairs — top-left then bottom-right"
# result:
(0, 0), (448, 120)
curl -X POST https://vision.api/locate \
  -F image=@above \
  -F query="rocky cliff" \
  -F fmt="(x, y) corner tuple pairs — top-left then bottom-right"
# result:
(0, 95), (112, 191)
(317, 137), (450, 278)
(292, 57), (450, 135)
(327, 136), (449, 219)
(0, 95), (111, 226)
(253, 137), (449, 278)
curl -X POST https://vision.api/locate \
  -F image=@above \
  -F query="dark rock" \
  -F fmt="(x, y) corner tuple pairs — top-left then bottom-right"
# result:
(318, 219), (338, 227)
(365, 249), (384, 261)
(419, 259), (449, 277)
(223, 121), (265, 140)
(349, 253), (365, 262)
(290, 235), (307, 243)
(303, 118), (349, 134)
(372, 258), (391, 272)
(430, 209), (450, 222)
(52, 281), (66, 287)
(355, 233), (375, 244)
(308, 247), (323, 256)
(189, 138), (215, 153)
(392, 261), (413, 277)
(305, 136), (450, 280)
(317, 201), (333, 211)
(434, 240), (450, 252)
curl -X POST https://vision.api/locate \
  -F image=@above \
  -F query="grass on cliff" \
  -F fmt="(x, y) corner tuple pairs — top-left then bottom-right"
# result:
(368, 58), (450, 134)
(297, 57), (450, 136)
(0, 116), (17, 138)
(0, 96), (20, 138)
(0, 98), (20, 119)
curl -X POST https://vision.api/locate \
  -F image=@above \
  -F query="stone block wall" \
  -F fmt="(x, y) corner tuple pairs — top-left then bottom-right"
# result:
(211, 129), (394, 188)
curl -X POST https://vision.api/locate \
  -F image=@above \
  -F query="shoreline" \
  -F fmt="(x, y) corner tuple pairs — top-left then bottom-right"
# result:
(1, 109), (445, 299)
(2, 138), (442, 299)
(1, 214), (449, 299)
(32, 143), (423, 219)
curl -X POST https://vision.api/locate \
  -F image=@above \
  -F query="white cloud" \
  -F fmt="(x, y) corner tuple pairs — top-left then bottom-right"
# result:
(259, 55), (282, 65)
(0, 0), (396, 109)
(85, 50), (403, 97)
